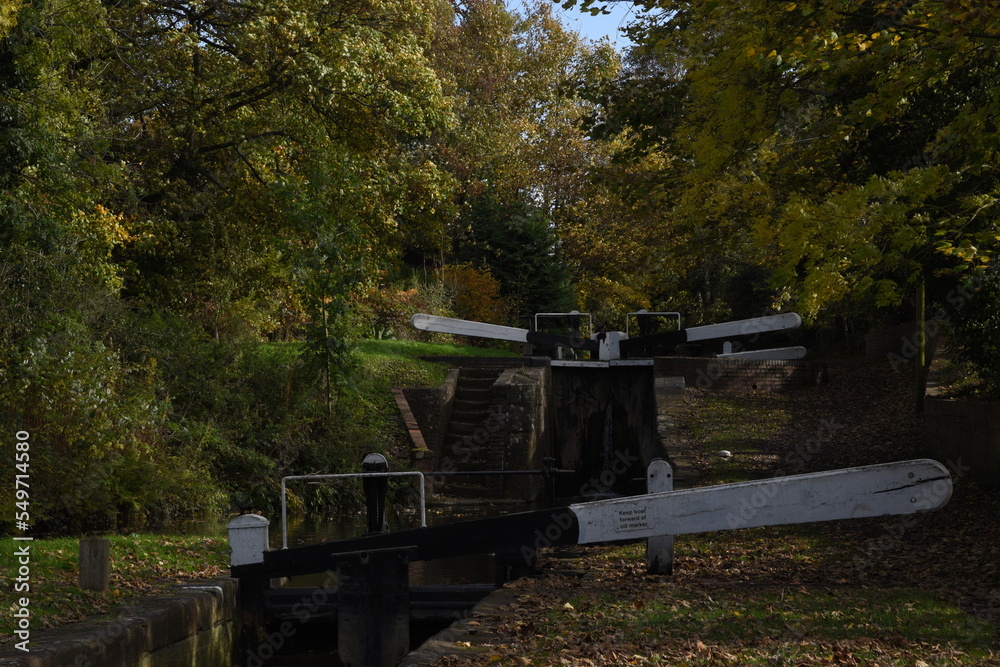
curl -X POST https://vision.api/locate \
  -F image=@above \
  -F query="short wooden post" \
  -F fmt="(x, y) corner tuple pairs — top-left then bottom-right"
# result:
(645, 459), (674, 575)
(336, 547), (412, 667)
(79, 537), (110, 592)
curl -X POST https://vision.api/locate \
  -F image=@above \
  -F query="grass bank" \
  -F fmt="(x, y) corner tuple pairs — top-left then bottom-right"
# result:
(0, 534), (229, 643)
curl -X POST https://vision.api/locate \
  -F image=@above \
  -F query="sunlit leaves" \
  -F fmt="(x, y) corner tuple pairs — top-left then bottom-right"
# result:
(611, 0), (1000, 324)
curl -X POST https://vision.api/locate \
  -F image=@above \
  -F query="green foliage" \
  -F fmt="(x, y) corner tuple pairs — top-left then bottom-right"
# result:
(584, 0), (1000, 360)
(146, 329), (342, 516)
(946, 272), (1000, 398)
(456, 190), (576, 325)
(352, 279), (457, 341)
(0, 308), (226, 532)
(0, 0), (466, 532)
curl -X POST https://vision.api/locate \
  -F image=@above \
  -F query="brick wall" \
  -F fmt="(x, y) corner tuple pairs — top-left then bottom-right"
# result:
(924, 397), (1000, 486)
(654, 357), (828, 391)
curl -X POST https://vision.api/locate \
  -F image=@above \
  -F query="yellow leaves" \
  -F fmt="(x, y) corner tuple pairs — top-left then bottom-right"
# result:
(0, 0), (24, 40)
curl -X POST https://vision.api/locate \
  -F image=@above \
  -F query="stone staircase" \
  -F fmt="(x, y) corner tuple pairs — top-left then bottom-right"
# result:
(443, 367), (507, 493)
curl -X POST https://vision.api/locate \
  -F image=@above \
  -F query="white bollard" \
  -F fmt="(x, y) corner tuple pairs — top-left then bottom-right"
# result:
(645, 459), (674, 575)
(228, 514), (270, 567)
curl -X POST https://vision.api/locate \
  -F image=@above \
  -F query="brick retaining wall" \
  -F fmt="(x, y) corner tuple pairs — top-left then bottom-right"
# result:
(654, 357), (828, 392)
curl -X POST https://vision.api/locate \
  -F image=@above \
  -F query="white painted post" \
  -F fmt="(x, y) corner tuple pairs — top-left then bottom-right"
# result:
(598, 331), (626, 361)
(645, 459), (674, 575)
(228, 514), (270, 567)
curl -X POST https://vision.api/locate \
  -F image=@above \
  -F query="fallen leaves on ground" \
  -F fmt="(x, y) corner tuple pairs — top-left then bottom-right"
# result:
(435, 363), (1000, 666)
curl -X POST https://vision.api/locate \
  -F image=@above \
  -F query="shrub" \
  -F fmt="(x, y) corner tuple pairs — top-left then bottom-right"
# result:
(352, 279), (457, 341)
(436, 263), (512, 325)
(948, 271), (1000, 399)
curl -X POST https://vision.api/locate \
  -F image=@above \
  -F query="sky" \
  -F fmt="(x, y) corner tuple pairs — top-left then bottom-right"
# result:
(519, 1), (643, 50)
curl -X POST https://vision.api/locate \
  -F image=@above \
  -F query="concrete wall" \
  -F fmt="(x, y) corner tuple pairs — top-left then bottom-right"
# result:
(654, 357), (828, 392)
(489, 366), (550, 500)
(403, 357), (548, 456)
(403, 357), (552, 500)
(0, 579), (236, 667)
(924, 397), (1000, 486)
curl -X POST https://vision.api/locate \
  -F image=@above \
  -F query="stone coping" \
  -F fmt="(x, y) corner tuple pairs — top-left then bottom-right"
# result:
(0, 578), (237, 667)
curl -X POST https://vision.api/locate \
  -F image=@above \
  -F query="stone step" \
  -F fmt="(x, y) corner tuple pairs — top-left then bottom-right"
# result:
(452, 397), (489, 412)
(449, 421), (481, 436)
(459, 368), (506, 380)
(458, 376), (497, 389)
(455, 387), (490, 402)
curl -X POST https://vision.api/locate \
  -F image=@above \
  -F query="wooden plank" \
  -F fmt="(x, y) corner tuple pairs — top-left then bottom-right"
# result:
(79, 537), (110, 592)
(233, 459), (951, 581)
(549, 360), (655, 367)
(411, 314), (531, 342)
(645, 460), (673, 575)
(232, 507), (583, 578)
(570, 459), (951, 544)
(551, 360), (610, 368)
(410, 314), (600, 351)
(683, 313), (802, 343)
(337, 548), (412, 667)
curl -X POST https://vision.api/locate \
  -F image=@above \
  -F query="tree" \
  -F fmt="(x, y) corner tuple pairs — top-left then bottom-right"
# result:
(91, 0), (456, 336)
(455, 189), (575, 324)
(589, 0), (1000, 339)
(0, 0), (226, 531)
(0, 0), (461, 529)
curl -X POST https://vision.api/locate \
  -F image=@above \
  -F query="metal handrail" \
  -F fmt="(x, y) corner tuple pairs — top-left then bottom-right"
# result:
(280, 471), (426, 550)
